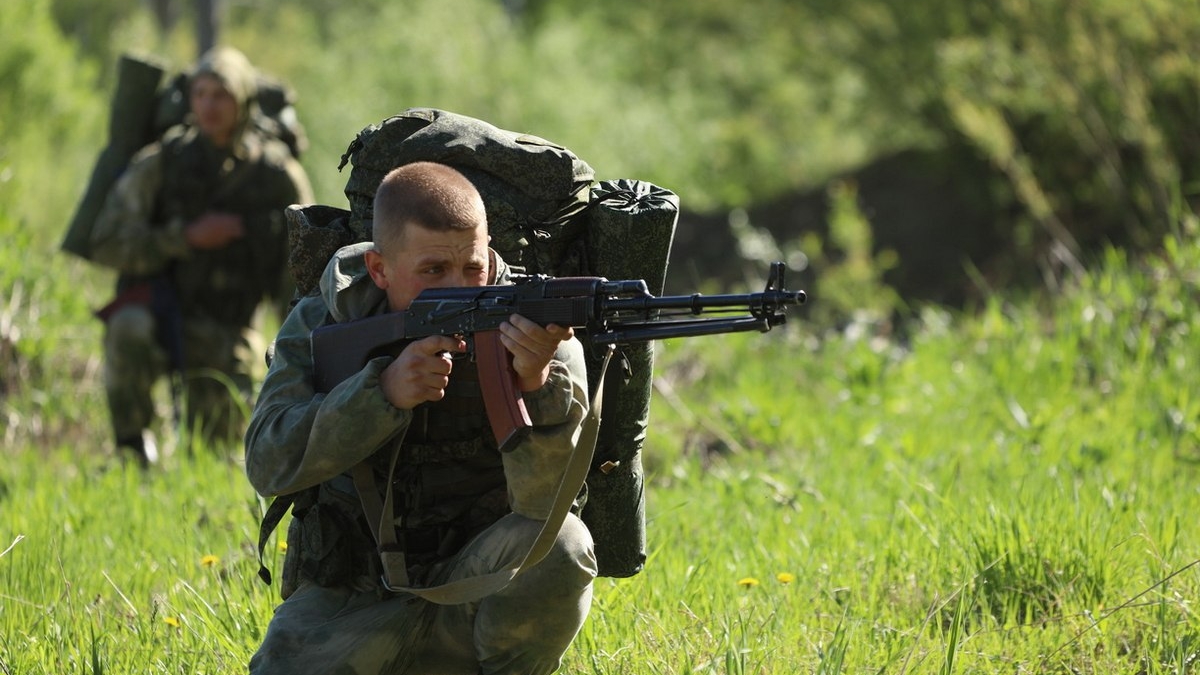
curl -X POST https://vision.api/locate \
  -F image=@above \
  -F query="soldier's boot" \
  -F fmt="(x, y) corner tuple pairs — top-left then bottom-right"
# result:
(117, 430), (159, 469)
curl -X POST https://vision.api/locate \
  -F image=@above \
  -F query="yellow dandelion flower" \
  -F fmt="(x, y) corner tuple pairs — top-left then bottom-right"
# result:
(737, 577), (760, 588)
(277, 541), (288, 553)
(164, 616), (181, 628)
(200, 554), (220, 568)
(776, 572), (796, 584)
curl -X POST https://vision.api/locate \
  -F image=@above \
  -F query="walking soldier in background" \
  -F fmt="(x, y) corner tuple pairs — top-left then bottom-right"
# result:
(68, 45), (313, 464)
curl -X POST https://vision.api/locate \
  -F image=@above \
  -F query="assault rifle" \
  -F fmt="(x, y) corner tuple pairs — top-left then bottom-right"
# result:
(312, 261), (805, 452)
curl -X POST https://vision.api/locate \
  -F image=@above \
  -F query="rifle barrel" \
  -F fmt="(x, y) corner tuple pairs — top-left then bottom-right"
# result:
(602, 290), (805, 315)
(591, 316), (773, 344)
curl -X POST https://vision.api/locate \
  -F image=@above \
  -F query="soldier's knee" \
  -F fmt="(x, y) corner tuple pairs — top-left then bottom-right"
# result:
(552, 513), (597, 583)
(506, 513), (596, 597)
(105, 305), (157, 350)
(474, 516), (596, 675)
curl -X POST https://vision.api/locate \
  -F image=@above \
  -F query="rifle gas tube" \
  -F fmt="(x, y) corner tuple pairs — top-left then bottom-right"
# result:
(312, 262), (805, 452)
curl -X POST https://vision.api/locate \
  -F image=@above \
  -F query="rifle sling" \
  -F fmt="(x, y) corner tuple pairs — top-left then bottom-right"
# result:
(351, 425), (410, 589)
(354, 345), (614, 605)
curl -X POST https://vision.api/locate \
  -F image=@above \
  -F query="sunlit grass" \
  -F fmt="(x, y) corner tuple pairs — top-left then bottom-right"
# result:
(7, 236), (1200, 673)
(5, 190), (1200, 672)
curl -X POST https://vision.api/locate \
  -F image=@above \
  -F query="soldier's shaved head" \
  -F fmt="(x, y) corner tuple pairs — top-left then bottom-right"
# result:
(372, 162), (487, 255)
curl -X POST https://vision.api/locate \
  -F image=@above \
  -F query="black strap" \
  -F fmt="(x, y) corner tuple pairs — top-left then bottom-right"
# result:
(256, 493), (298, 585)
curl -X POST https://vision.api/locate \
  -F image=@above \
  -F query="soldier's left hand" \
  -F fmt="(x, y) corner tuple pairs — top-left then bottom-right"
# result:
(498, 314), (574, 392)
(185, 212), (245, 249)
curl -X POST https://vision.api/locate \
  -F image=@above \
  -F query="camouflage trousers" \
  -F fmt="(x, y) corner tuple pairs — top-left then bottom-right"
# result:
(103, 304), (252, 446)
(250, 513), (597, 675)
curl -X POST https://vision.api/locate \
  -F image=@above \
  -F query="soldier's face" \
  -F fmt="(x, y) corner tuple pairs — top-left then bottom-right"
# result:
(366, 220), (490, 312)
(189, 74), (239, 147)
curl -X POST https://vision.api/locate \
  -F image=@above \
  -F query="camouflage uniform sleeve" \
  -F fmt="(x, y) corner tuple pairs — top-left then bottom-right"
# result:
(89, 145), (191, 275)
(270, 154), (312, 302)
(256, 138), (313, 209)
(250, 148), (315, 306)
(284, 154), (315, 205)
(500, 337), (590, 520)
(244, 294), (413, 497)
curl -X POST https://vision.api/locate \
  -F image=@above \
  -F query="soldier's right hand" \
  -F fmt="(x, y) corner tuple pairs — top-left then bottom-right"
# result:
(185, 212), (246, 250)
(379, 335), (467, 410)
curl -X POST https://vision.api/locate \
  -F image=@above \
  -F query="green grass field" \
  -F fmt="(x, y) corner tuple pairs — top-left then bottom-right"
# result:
(4, 225), (1200, 673)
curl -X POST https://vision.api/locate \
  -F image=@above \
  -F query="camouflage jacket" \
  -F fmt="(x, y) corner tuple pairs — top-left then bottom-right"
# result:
(89, 122), (313, 328)
(244, 243), (589, 581)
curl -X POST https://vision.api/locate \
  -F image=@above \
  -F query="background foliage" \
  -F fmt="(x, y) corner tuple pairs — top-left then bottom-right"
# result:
(15, 0), (1200, 312)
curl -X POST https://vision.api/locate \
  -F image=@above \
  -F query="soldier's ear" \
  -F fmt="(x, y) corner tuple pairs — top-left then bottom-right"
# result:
(364, 247), (389, 290)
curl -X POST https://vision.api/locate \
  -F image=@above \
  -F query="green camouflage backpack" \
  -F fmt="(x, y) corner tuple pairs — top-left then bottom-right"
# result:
(285, 107), (678, 578)
(60, 52), (307, 260)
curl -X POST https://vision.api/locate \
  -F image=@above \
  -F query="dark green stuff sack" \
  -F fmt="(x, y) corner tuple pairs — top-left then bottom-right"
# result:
(283, 109), (678, 578)
(60, 54), (168, 260)
(576, 179), (677, 578)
